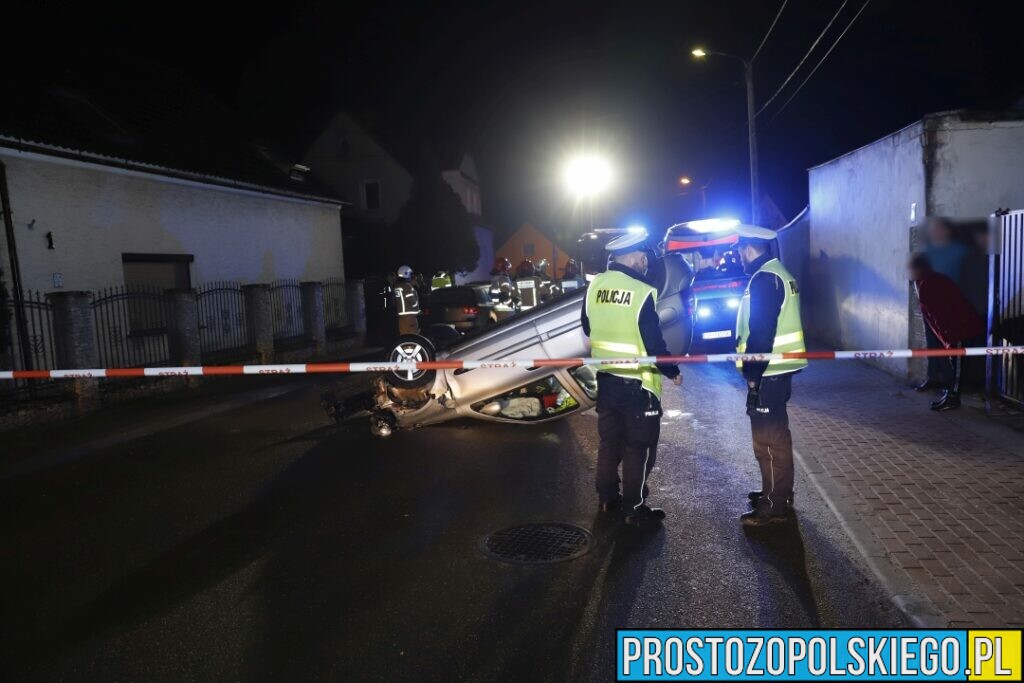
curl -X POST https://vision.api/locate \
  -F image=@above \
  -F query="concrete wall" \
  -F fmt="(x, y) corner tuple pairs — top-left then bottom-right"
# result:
(0, 149), (343, 293)
(927, 118), (1024, 217)
(302, 111), (414, 225)
(807, 122), (926, 374)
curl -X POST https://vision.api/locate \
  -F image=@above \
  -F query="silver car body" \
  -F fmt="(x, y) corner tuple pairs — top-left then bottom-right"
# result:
(375, 252), (696, 430)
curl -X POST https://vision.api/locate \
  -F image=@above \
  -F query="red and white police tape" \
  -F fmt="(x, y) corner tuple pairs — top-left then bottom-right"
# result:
(2, 345), (1023, 380)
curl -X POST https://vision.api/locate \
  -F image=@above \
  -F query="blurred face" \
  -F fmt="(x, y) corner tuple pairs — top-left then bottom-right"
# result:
(927, 219), (952, 245)
(738, 244), (757, 266)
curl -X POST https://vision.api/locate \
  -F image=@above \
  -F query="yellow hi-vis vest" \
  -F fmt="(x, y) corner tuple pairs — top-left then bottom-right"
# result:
(431, 274), (452, 290)
(585, 269), (662, 399)
(735, 258), (807, 376)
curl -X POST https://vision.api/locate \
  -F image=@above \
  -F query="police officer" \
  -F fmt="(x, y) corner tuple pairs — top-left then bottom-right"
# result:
(560, 258), (586, 291)
(393, 265), (421, 335)
(734, 225), (807, 527)
(515, 259), (542, 310)
(581, 231), (682, 526)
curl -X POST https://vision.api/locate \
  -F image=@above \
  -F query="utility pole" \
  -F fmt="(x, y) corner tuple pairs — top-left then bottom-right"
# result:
(692, 48), (761, 224)
(744, 60), (760, 225)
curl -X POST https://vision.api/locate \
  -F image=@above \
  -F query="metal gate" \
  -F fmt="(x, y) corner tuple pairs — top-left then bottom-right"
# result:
(989, 209), (1024, 405)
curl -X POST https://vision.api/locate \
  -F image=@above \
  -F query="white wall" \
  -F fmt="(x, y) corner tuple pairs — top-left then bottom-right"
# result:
(0, 150), (343, 293)
(928, 118), (1024, 216)
(807, 122), (926, 374)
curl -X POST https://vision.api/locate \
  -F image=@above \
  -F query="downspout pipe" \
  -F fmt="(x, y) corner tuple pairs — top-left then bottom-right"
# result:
(0, 158), (33, 372)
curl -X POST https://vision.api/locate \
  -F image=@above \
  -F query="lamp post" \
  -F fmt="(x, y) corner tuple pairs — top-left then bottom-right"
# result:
(691, 48), (760, 224)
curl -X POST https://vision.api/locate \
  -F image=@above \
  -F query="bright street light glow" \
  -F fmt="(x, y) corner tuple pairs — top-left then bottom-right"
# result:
(691, 48), (707, 58)
(627, 224), (646, 234)
(563, 155), (613, 198)
(679, 176), (692, 185)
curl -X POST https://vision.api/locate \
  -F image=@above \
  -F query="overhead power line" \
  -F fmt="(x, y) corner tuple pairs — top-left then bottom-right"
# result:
(765, 0), (872, 126)
(755, 0), (848, 116)
(750, 0), (789, 63)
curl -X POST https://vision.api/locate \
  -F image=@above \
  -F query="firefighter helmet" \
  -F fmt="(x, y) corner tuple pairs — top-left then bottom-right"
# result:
(516, 259), (535, 278)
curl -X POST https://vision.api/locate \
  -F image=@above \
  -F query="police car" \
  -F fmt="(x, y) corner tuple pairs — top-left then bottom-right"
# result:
(331, 232), (697, 435)
(662, 218), (780, 347)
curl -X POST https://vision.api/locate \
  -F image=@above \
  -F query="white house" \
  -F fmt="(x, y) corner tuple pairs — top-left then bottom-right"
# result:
(0, 78), (345, 296)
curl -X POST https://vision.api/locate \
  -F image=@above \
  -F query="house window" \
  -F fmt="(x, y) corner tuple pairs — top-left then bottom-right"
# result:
(122, 253), (193, 333)
(362, 181), (381, 211)
(523, 243), (535, 257)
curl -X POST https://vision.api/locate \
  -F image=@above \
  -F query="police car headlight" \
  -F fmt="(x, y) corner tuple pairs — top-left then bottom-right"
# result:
(726, 297), (740, 309)
(697, 306), (712, 319)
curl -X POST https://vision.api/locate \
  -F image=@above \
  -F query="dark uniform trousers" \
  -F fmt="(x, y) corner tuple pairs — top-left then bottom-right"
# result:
(748, 372), (795, 512)
(596, 373), (662, 510)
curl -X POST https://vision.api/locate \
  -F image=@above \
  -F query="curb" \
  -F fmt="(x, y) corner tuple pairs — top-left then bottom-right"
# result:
(792, 444), (947, 628)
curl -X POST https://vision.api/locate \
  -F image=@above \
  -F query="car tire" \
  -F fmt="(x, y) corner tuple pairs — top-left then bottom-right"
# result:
(386, 334), (437, 389)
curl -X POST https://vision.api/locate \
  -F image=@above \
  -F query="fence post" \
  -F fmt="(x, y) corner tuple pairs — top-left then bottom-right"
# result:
(346, 279), (366, 339)
(301, 281), (327, 354)
(47, 291), (99, 410)
(166, 288), (201, 366)
(242, 284), (274, 362)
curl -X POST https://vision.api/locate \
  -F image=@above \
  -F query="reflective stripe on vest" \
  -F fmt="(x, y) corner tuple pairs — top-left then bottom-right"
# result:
(735, 258), (808, 376)
(586, 269), (662, 399)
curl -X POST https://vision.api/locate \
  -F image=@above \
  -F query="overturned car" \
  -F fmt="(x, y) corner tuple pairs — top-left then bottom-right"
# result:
(331, 247), (698, 435)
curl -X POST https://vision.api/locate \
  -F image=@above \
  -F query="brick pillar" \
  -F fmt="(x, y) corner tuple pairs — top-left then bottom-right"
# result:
(301, 281), (327, 353)
(166, 288), (201, 366)
(47, 291), (99, 409)
(346, 280), (366, 337)
(243, 284), (274, 363)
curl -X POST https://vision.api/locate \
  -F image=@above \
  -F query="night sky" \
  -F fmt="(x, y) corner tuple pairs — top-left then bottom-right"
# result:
(11, 1), (1024, 242)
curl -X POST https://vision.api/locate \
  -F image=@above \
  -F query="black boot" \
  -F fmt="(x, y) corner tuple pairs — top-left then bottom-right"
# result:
(930, 390), (961, 411)
(625, 504), (666, 526)
(741, 501), (790, 527)
(913, 378), (937, 392)
(599, 496), (622, 513)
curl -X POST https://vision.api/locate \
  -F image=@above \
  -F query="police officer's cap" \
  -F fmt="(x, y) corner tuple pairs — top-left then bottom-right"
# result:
(605, 230), (650, 256)
(735, 224), (777, 247)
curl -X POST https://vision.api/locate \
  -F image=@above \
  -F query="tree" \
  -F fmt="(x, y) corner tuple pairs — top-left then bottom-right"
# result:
(387, 170), (479, 277)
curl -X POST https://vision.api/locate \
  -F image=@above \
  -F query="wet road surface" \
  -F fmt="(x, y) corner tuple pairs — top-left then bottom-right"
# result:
(0, 364), (905, 681)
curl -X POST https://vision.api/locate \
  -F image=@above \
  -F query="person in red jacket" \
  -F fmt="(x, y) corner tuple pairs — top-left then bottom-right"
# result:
(908, 253), (986, 411)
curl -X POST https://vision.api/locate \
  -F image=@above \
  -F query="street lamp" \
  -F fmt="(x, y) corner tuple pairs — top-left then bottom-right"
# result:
(564, 154), (613, 230)
(678, 175), (711, 216)
(691, 46), (760, 224)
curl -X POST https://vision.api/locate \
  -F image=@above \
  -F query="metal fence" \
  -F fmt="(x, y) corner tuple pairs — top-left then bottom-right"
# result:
(990, 209), (1024, 405)
(1, 290), (61, 404)
(92, 286), (172, 368)
(323, 277), (348, 332)
(268, 279), (304, 341)
(197, 280), (252, 356)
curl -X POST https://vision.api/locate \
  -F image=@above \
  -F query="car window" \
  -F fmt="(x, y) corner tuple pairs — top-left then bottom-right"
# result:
(568, 365), (598, 400)
(472, 375), (579, 421)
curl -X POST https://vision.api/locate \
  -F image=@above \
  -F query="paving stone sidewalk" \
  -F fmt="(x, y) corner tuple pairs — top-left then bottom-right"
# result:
(786, 360), (1024, 627)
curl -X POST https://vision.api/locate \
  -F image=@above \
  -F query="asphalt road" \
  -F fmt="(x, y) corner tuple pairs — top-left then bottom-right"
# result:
(0, 364), (906, 681)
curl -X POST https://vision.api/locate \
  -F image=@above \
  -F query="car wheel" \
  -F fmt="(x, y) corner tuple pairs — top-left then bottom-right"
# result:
(386, 334), (437, 389)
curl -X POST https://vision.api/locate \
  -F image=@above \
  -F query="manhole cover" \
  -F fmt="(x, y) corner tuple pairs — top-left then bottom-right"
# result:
(481, 523), (592, 564)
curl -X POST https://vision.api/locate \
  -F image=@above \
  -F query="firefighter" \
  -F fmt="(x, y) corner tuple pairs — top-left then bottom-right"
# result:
(581, 230), (682, 526)
(536, 258), (560, 302)
(393, 265), (421, 335)
(515, 259), (542, 310)
(431, 270), (452, 290)
(560, 258), (586, 292)
(733, 225), (806, 527)
(489, 257), (517, 318)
